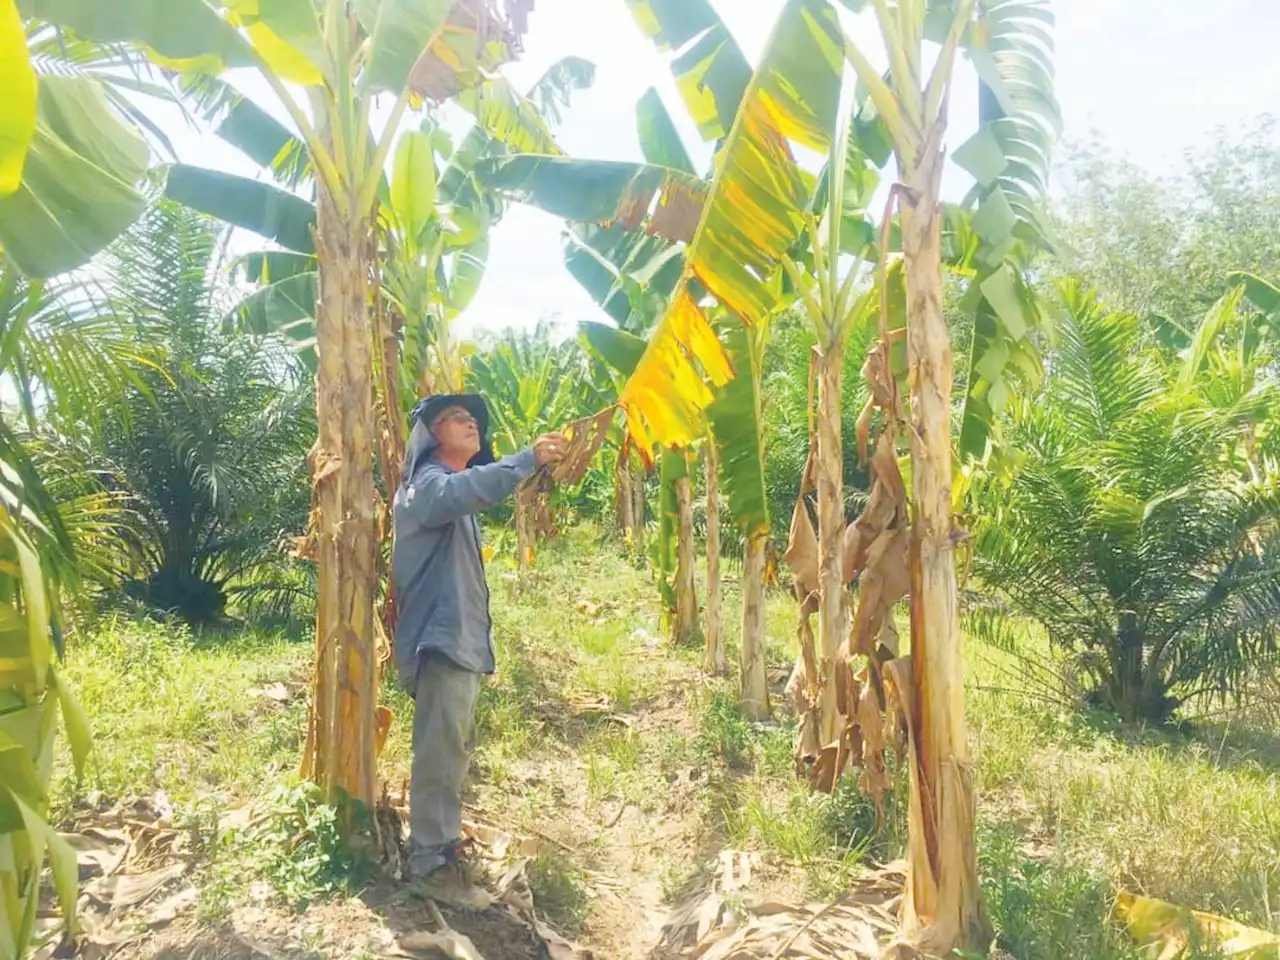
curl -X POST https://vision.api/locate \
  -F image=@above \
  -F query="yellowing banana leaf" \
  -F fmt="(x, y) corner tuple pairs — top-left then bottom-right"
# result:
(479, 155), (707, 244)
(0, 0), (36, 199)
(226, 0), (324, 85)
(625, 0), (751, 142)
(457, 78), (562, 156)
(620, 0), (844, 454)
(1114, 891), (1280, 959)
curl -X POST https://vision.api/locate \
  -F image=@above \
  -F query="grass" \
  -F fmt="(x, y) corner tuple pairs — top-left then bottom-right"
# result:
(969, 640), (1280, 936)
(52, 615), (310, 816)
(48, 523), (1280, 959)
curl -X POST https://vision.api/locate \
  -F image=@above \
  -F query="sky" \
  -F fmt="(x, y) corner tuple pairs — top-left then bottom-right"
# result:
(167, 0), (1280, 341)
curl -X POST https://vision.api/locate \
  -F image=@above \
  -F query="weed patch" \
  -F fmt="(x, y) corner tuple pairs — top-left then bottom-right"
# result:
(527, 849), (590, 937)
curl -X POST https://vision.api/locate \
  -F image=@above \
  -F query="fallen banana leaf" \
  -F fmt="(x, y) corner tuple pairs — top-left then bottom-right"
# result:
(1114, 890), (1280, 959)
(83, 862), (186, 910)
(395, 929), (485, 960)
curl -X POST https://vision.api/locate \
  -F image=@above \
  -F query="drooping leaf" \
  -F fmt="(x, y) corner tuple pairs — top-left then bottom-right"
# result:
(479, 155), (706, 244)
(706, 320), (769, 536)
(362, 0), (528, 101)
(1114, 891), (1280, 956)
(625, 0), (752, 142)
(0, 75), (148, 277)
(228, 270), (318, 370)
(164, 164), (316, 254)
(565, 225), (683, 331)
(20, 0), (253, 70)
(0, 0), (36, 199)
(580, 321), (646, 377)
(621, 0), (845, 454)
(457, 77), (563, 155)
(636, 88), (695, 175)
(954, 0), (1059, 461)
(526, 56), (596, 128)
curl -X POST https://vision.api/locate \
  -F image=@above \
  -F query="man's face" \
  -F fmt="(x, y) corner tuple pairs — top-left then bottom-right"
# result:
(430, 405), (481, 460)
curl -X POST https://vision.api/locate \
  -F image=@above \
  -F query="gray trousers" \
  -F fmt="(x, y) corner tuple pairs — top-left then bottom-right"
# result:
(409, 654), (483, 878)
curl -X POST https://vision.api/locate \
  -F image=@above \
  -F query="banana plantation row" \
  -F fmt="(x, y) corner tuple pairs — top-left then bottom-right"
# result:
(2, 1), (1277, 958)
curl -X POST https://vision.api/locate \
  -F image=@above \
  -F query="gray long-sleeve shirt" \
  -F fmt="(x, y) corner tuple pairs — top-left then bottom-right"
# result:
(392, 425), (537, 684)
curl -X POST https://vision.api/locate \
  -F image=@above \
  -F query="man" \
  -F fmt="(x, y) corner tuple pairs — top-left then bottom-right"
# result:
(392, 393), (565, 906)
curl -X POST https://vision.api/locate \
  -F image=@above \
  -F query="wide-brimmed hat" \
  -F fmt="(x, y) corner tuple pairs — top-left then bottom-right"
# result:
(405, 394), (496, 475)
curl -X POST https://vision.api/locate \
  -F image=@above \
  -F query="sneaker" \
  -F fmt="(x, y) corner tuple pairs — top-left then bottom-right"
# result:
(410, 863), (493, 910)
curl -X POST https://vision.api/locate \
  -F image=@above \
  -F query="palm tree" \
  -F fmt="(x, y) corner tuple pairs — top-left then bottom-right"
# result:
(59, 203), (314, 624)
(975, 281), (1280, 723)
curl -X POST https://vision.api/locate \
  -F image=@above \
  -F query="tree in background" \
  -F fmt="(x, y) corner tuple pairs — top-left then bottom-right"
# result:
(975, 280), (1280, 723)
(1052, 119), (1280, 346)
(63, 203), (313, 624)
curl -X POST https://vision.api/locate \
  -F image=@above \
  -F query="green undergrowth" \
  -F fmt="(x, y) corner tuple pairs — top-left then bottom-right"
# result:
(47, 524), (1280, 958)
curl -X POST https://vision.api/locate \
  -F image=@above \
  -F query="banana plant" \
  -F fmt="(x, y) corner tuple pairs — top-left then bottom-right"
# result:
(0, 502), (91, 958)
(0, 9), (169, 276)
(481, 0), (841, 709)
(465, 321), (603, 572)
(171, 58), (591, 510)
(506, 0), (1059, 949)
(830, 0), (1059, 950)
(21, 0), (544, 815)
(578, 321), (702, 645)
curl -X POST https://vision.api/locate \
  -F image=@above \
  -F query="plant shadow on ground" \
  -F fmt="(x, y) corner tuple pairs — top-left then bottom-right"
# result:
(49, 525), (1280, 959)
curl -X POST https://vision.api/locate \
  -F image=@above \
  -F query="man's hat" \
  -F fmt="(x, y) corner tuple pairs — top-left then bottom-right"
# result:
(409, 393), (496, 468)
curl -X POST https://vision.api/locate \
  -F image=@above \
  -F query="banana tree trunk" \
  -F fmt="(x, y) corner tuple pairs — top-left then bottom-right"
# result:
(302, 183), (379, 813)
(515, 485), (536, 576)
(899, 159), (987, 951)
(703, 443), (725, 674)
(740, 531), (769, 720)
(631, 459), (647, 563)
(674, 473), (701, 645)
(815, 341), (846, 750)
(372, 269), (406, 636)
(617, 449), (636, 540)
(373, 282), (406, 498)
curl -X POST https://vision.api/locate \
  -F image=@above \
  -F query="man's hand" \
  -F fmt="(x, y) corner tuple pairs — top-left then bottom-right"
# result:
(533, 433), (568, 466)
